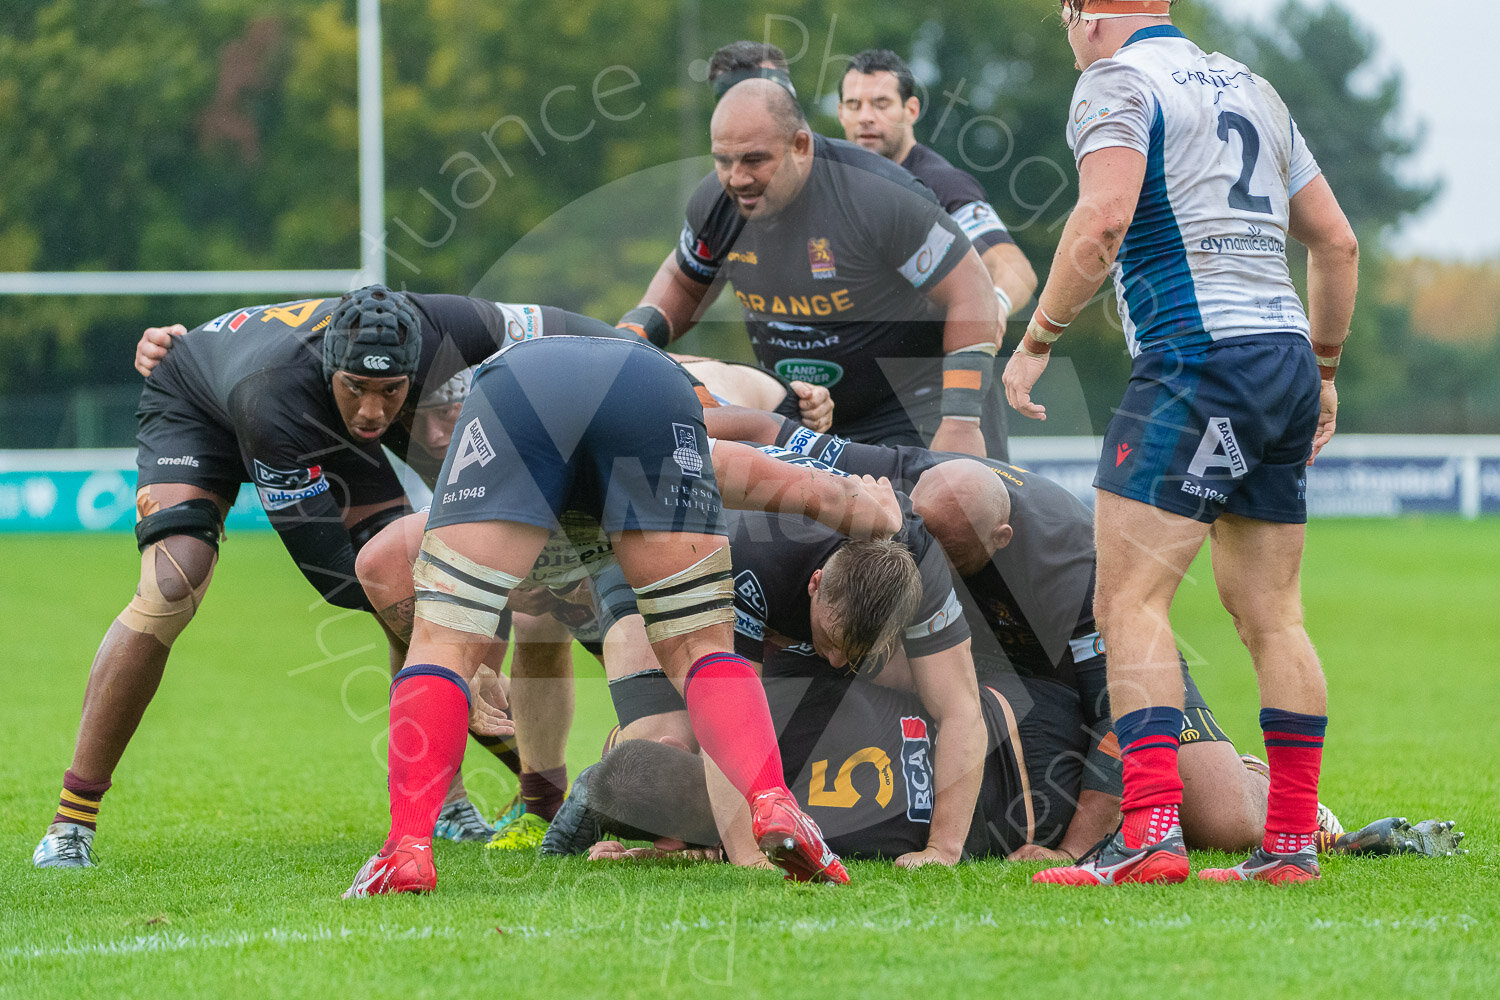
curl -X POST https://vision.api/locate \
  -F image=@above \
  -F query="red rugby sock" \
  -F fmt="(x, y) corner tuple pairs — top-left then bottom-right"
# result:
(1261, 708), (1327, 854)
(385, 666), (471, 852)
(682, 652), (788, 799)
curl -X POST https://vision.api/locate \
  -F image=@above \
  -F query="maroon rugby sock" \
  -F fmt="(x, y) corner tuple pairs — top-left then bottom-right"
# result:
(520, 766), (568, 822)
(384, 666), (471, 852)
(682, 652), (789, 799)
(53, 770), (111, 830)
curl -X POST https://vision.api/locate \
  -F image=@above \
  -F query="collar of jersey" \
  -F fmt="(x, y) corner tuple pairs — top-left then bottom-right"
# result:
(1121, 25), (1186, 47)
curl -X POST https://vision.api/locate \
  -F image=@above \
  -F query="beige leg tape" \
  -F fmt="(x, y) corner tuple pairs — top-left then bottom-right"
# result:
(633, 546), (734, 644)
(117, 543), (217, 647)
(412, 533), (523, 637)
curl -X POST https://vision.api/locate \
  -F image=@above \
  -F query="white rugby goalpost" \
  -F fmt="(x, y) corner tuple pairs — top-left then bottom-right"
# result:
(0, 0), (386, 298)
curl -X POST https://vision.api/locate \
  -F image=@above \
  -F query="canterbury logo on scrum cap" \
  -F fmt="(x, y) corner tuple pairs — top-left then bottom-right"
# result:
(361, 355), (392, 371)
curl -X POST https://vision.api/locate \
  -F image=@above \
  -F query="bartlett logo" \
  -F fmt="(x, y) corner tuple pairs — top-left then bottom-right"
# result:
(807, 237), (837, 279)
(774, 358), (843, 387)
(446, 418), (496, 485)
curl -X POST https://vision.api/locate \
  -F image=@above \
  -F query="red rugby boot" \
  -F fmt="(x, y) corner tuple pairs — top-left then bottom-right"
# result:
(750, 790), (849, 885)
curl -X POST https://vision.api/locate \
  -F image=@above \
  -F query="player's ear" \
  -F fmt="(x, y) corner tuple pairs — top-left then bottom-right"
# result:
(991, 522), (1014, 552)
(905, 96), (921, 122)
(808, 568), (823, 597)
(793, 129), (813, 155)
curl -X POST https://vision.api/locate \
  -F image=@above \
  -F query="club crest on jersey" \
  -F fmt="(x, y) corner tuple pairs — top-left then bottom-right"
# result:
(899, 717), (935, 824)
(671, 423), (703, 478)
(808, 238), (837, 280)
(253, 460), (328, 511)
(734, 570), (768, 617)
(446, 418), (496, 485)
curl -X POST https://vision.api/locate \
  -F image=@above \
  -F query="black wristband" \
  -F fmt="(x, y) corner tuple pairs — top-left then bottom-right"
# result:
(617, 305), (672, 348)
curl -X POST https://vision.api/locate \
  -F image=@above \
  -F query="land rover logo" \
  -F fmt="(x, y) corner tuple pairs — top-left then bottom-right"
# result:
(773, 358), (843, 387)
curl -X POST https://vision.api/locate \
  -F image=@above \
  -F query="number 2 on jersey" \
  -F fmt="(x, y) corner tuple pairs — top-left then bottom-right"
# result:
(1216, 110), (1273, 215)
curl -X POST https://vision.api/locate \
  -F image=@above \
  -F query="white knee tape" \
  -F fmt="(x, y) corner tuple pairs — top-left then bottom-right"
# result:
(633, 546), (734, 644)
(412, 533), (523, 637)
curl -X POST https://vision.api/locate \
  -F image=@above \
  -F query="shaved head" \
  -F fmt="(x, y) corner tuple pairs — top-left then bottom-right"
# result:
(712, 78), (807, 143)
(911, 460), (1014, 576)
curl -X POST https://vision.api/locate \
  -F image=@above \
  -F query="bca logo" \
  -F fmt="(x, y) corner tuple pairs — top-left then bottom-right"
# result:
(899, 717), (934, 824)
(446, 418), (496, 485)
(362, 355), (391, 371)
(735, 570), (767, 617)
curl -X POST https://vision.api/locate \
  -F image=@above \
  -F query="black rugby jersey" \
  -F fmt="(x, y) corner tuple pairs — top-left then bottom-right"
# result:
(728, 495), (969, 667)
(900, 143), (1017, 256)
(769, 429), (1098, 679)
(146, 295), (622, 605)
(767, 672), (1085, 859)
(674, 135), (972, 436)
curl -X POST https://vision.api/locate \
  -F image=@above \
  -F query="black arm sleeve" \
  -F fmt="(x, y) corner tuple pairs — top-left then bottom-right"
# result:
(275, 516), (373, 612)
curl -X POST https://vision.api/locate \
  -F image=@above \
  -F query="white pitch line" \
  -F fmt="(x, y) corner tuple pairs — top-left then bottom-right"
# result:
(5, 911), (1478, 960)
(5, 924), (461, 960)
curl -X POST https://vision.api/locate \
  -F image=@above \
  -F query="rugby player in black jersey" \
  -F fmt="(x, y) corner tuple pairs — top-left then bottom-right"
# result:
(584, 492), (986, 869)
(580, 671), (1092, 864)
(32, 288), (632, 869)
(619, 79), (1001, 459)
(837, 49), (1040, 461)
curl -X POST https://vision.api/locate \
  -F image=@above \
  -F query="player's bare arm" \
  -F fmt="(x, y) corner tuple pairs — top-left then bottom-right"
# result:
(711, 439), (901, 540)
(926, 248), (1003, 457)
(632, 252), (720, 344)
(897, 640), (987, 867)
(983, 242), (1039, 327)
(1002, 145), (1146, 420)
(1288, 174), (1359, 463)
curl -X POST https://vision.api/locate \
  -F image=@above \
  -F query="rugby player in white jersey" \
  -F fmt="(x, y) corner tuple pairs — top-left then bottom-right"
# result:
(1002, 0), (1358, 884)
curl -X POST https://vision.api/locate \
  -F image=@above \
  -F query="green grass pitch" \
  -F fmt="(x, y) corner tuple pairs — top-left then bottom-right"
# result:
(2, 519), (1496, 998)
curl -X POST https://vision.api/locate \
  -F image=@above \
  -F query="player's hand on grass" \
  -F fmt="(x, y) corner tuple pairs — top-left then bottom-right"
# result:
(1006, 844), (1074, 862)
(1308, 379), (1338, 465)
(928, 417), (986, 458)
(790, 380), (833, 433)
(135, 324), (186, 377)
(586, 840), (730, 864)
(1001, 349), (1048, 421)
(894, 845), (960, 868)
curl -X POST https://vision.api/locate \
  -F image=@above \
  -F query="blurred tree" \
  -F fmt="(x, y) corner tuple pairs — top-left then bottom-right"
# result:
(1, 0), (1485, 442)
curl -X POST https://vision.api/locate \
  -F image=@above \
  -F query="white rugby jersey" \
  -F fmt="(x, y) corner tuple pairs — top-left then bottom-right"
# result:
(1067, 26), (1322, 355)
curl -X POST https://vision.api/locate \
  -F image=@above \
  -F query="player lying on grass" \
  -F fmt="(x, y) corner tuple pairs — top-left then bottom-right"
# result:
(353, 357), (840, 851)
(34, 287), (638, 870)
(343, 335), (907, 895)
(545, 685), (1464, 867)
(569, 671), (1100, 864)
